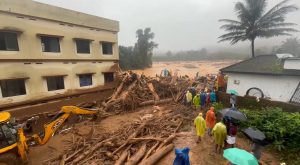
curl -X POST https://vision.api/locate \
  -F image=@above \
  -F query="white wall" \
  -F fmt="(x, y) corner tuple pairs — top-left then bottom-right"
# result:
(227, 73), (300, 102)
(284, 59), (300, 70)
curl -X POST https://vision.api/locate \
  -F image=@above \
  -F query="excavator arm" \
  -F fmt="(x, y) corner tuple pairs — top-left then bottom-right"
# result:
(31, 106), (97, 145)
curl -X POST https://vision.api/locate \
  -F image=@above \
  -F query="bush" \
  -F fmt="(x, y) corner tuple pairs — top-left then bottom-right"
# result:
(240, 107), (300, 152)
(240, 107), (300, 164)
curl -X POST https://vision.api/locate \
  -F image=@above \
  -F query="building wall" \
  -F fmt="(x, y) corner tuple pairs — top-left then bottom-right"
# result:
(0, 0), (119, 105)
(0, 0), (119, 32)
(227, 73), (300, 102)
(0, 12), (119, 60)
(284, 59), (300, 70)
(0, 61), (115, 104)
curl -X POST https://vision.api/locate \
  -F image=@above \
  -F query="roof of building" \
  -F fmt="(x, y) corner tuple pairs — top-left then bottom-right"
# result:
(0, 0), (119, 32)
(220, 55), (300, 76)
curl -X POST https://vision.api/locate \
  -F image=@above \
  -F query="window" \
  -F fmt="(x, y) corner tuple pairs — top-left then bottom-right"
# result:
(0, 32), (19, 51)
(102, 42), (113, 55)
(104, 72), (114, 83)
(75, 39), (90, 54)
(46, 76), (65, 91)
(41, 36), (60, 52)
(79, 74), (93, 87)
(0, 79), (26, 97)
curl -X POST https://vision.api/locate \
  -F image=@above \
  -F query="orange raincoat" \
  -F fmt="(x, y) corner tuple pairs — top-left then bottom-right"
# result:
(205, 107), (216, 129)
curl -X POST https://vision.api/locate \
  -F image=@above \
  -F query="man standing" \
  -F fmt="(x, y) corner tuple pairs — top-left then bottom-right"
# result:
(230, 93), (237, 108)
(200, 90), (207, 110)
(194, 113), (206, 143)
(185, 90), (192, 107)
(205, 107), (216, 136)
(212, 119), (227, 154)
(193, 94), (201, 110)
(210, 90), (217, 103)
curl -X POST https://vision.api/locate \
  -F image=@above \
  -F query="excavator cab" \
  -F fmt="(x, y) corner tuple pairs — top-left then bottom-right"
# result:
(0, 112), (21, 165)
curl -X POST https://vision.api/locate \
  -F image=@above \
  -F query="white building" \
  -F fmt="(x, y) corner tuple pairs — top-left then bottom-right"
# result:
(221, 55), (300, 104)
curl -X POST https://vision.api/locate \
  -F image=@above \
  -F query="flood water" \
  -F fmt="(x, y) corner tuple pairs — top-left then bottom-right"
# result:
(134, 60), (238, 77)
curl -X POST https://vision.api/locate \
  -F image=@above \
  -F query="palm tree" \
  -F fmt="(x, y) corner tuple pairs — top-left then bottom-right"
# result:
(219, 0), (298, 58)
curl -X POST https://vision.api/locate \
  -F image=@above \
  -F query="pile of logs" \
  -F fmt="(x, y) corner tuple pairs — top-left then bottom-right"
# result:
(57, 104), (191, 165)
(49, 72), (195, 165)
(81, 72), (191, 114)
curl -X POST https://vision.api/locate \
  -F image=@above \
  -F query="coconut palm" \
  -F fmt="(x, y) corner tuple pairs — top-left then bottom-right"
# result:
(219, 0), (298, 58)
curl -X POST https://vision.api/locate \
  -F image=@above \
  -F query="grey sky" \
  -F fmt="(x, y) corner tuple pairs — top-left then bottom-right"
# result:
(35, 0), (300, 52)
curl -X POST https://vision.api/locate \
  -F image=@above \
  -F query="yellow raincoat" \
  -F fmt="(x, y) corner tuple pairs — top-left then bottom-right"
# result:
(212, 122), (227, 145)
(194, 113), (206, 137)
(186, 91), (192, 103)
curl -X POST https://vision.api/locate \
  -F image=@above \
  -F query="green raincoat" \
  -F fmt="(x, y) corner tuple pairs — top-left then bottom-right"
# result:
(212, 122), (227, 146)
(193, 94), (201, 108)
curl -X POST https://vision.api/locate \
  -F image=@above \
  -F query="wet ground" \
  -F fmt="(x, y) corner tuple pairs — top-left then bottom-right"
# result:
(28, 104), (279, 165)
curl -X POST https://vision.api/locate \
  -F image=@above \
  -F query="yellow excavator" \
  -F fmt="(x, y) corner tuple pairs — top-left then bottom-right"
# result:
(0, 106), (98, 165)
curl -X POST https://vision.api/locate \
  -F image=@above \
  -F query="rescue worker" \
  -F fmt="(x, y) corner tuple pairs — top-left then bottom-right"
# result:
(200, 90), (207, 110)
(194, 112), (206, 143)
(205, 107), (216, 136)
(212, 119), (227, 154)
(185, 90), (192, 107)
(192, 94), (201, 110)
(210, 90), (217, 103)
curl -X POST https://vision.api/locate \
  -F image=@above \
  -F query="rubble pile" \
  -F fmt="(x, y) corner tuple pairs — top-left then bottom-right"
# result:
(41, 72), (206, 165)
(58, 104), (194, 165)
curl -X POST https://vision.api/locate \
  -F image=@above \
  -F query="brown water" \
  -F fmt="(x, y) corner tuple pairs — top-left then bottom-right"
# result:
(134, 60), (238, 77)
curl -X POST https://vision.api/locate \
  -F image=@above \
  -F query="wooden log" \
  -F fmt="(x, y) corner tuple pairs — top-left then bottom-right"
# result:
(138, 98), (173, 107)
(147, 83), (160, 101)
(140, 144), (174, 165)
(112, 122), (147, 155)
(129, 137), (163, 142)
(111, 75), (128, 100)
(125, 144), (147, 165)
(157, 134), (176, 150)
(103, 80), (137, 112)
(174, 119), (183, 133)
(72, 136), (116, 164)
(59, 155), (66, 165)
(114, 145), (131, 165)
(65, 148), (84, 162)
(141, 142), (160, 162)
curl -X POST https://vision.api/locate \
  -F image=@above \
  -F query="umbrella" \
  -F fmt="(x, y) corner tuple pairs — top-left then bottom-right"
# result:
(220, 108), (247, 121)
(223, 148), (259, 165)
(242, 127), (269, 146)
(228, 89), (238, 95)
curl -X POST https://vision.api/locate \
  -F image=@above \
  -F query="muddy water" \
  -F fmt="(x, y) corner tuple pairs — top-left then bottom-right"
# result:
(134, 60), (238, 77)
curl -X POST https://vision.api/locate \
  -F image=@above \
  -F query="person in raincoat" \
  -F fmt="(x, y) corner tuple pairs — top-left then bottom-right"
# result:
(205, 107), (216, 136)
(194, 113), (206, 142)
(200, 90), (207, 110)
(192, 94), (201, 110)
(185, 90), (192, 106)
(212, 119), (227, 154)
(210, 90), (217, 103)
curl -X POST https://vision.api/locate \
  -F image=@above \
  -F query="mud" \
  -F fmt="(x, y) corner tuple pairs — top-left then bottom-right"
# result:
(28, 105), (279, 165)
(134, 60), (238, 77)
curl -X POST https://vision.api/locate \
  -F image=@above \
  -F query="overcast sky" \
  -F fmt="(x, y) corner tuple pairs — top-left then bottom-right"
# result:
(35, 0), (300, 52)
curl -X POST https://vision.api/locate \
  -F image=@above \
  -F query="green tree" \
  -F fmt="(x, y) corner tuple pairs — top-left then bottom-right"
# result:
(219, 0), (298, 58)
(119, 46), (135, 70)
(134, 28), (158, 68)
(276, 37), (300, 57)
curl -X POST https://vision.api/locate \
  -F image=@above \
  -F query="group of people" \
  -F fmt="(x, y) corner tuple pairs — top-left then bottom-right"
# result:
(194, 107), (235, 153)
(185, 88), (217, 110)
(194, 107), (263, 163)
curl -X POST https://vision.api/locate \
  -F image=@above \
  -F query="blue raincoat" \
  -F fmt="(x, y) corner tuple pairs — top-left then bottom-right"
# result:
(173, 147), (190, 165)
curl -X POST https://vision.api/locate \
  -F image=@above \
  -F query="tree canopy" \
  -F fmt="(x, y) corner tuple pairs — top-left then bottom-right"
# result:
(273, 37), (300, 57)
(119, 28), (158, 70)
(219, 0), (298, 58)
